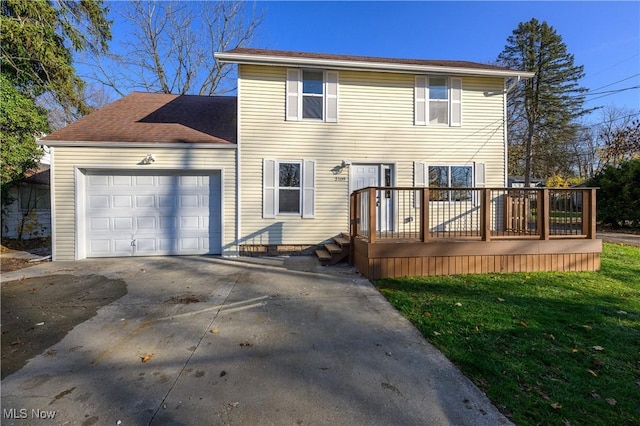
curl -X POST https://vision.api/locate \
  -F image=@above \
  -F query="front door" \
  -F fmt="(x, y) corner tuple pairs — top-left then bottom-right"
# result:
(350, 164), (393, 232)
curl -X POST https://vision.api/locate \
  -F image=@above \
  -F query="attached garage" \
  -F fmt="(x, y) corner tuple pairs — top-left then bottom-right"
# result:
(83, 170), (222, 257)
(42, 93), (238, 260)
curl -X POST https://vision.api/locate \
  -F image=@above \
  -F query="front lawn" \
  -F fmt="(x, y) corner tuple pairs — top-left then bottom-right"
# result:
(376, 243), (640, 425)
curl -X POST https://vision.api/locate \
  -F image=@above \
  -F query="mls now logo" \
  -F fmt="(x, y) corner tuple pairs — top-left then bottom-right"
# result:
(3, 408), (57, 419)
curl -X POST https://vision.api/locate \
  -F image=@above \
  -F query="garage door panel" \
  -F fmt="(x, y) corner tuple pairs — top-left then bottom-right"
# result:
(113, 217), (134, 230)
(136, 216), (157, 229)
(85, 171), (221, 257)
(113, 195), (133, 207)
(180, 195), (199, 208)
(89, 195), (110, 208)
(136, 195), (155, 208)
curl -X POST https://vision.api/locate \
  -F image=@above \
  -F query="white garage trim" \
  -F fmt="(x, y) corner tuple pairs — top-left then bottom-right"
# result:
(75, 167), (225, 259)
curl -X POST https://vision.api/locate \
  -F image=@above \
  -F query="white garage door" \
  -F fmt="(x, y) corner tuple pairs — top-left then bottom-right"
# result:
(85, 171), (221, 257)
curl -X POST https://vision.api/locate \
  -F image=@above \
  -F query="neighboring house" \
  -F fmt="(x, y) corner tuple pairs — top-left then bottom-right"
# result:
(2, 165), (51, 240)
(42, 48), (533, 261)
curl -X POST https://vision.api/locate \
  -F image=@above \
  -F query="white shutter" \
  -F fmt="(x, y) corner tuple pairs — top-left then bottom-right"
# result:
(286, 69), (301, 121)
(263, 159), (277, 218)
(415, 76), (427, 126)
(325, 71), (338, 123)
(475, 162), (486, 187)
(414, 161), (426, 207)
(302, 160), (315, 218)
(450, 77), (462, 127)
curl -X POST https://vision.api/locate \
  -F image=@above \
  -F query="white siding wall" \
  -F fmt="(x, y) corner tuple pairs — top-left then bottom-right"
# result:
(51, 146), (236, 260)
(239, 64), (506, 246)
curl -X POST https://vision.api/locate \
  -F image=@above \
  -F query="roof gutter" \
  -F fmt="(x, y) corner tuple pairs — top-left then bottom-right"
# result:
(41, 140), (238, 149)
(215, 52), (535, 79)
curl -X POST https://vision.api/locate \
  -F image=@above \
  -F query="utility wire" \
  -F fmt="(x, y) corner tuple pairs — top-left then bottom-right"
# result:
(582, 53), (640, 80)
(588, 73), (640, 92)
(584, 85), (640, 97)
(587, 86), (640, 102)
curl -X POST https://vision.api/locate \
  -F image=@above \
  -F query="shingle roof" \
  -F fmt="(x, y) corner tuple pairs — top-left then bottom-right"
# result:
(222, 48), (516, 73)
(42, 92), (237, 145)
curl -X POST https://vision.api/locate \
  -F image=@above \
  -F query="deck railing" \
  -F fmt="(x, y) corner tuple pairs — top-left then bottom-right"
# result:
(350, 187), (597, 243)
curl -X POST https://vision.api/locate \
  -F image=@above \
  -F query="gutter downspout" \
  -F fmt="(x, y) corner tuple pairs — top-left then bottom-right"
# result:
(503, 75), (521, 186)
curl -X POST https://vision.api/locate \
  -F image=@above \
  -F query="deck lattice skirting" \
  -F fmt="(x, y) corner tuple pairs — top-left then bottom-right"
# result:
(350, 187), (601, 279)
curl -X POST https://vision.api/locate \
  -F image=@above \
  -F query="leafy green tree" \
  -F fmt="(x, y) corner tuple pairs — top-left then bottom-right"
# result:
(588, 159), (640, 228)
(1, 0), (111, 114)
(0, 74), (49, 208)
(498, 18), (590, 185)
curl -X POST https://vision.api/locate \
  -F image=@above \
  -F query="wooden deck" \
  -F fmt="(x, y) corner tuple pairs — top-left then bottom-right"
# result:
(350, 187), (601, 279)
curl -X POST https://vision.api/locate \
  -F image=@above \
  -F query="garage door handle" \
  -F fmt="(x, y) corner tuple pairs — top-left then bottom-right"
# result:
(131, 239), (136, 247)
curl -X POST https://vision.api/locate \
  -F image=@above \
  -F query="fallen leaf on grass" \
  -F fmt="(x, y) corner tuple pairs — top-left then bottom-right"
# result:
(454, 302), (462, 307)
(433, 331), (441, 336)
(562, 420), (571, 426)
(605, 398), (617, 406)
(141, 354), (154, 363)
(550, 402), (562, 409)
(592, 345), (604, 351)
(589, 391), (601, 399)
(587, 369), (598, 377)
(423, 312), (431, 317)
(520, 321), (528, 327)
(583, 325), (592, 331)
(571, 348), (579, 353)
(497, 297), (505, 302)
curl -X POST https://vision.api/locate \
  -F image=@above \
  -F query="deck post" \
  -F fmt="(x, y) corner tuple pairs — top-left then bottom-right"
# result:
(587, 188), (597, 239)
(350, 192), (356, 238)
(420, 188), (429, 242)
(368, 187), (377, 244)
(540, 189), (550, 240)
(349, 192), (356, 263)
(481, 188), (491, 241)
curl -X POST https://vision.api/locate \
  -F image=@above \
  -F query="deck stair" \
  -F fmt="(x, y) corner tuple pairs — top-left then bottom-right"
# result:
(315, 233), (351, 265)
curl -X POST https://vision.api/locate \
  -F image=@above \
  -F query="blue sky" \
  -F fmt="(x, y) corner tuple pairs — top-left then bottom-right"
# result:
(99, 1), (640, 125)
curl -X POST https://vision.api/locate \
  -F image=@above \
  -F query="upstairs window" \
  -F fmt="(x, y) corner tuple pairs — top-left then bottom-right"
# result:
(415, 76), (462, 126)
(428, 77), (448, 125)
(302, 71), (324, 119)
(286, 69), (338, 122)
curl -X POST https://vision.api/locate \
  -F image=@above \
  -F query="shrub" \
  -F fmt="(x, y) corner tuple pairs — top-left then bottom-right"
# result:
(588, 159), (640, 228)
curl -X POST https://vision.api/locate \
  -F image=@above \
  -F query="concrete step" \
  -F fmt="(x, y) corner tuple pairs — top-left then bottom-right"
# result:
(315, 249), (332, 261)
(324, 243), (342, 254)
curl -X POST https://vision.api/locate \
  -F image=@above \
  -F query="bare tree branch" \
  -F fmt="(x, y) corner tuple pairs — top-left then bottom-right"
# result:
(85, 0), (263, 95)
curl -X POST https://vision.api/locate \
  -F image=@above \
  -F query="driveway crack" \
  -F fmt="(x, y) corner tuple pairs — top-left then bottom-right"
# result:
(147, 273), (242, 425)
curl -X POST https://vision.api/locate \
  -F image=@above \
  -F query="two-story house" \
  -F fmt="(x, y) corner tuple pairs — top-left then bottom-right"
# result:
(42, 48), (535, 261)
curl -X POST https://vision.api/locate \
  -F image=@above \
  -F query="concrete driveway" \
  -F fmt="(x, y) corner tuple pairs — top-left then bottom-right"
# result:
(1, 256), (510, 425)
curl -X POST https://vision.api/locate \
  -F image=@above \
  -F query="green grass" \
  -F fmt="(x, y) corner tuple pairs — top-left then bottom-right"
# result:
(376, 243), (640, 425)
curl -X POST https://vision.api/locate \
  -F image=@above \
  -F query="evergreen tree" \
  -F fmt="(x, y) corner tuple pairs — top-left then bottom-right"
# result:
(498, 18), (590, 185)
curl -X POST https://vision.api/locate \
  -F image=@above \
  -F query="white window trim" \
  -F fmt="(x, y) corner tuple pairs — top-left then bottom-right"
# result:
(277, 160), (303, 215)
(263, 158), (315, 218)
(415, 76), (462, 127)
(287, 69), (338, 123)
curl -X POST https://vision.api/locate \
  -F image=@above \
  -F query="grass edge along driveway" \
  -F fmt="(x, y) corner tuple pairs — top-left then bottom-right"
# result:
(376, 243), (640, 426)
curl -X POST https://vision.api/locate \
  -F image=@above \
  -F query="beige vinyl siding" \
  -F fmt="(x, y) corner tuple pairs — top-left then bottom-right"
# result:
(239, 64), (506, 246)
(51, 146), (236, 260)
